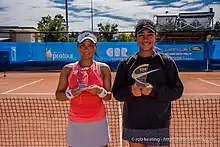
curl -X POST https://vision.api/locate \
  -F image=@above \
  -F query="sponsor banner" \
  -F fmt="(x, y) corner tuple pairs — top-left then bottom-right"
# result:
(95, 42), (138, 62)
(0, 42), (206, 63)
(156, 43), (204, 61)
(43, 43), (79, 61)
(210, 40), (220, 60)
(96, 42), (204, 61)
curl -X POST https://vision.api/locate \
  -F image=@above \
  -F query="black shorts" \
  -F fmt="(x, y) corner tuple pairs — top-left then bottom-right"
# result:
(123, 127), (170, 146)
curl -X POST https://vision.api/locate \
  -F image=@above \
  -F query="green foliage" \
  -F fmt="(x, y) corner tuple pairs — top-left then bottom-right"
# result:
(37, 14), (67, 42)
(97, 22), (118, 41)
(69, 32), (78, 42)
(118, 33), (136, 41)
(206, 34), (212, 40)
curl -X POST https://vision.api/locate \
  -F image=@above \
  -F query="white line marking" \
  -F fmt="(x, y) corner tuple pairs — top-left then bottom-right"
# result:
(197, 78), (220, 87)
(4, 92), (54, 95)
(183, 93), (220, 96)
(0, 82), (8, 84)
(1, 79), (44, 94)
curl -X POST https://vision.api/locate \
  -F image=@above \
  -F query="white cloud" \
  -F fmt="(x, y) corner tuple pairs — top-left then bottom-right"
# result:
(0, 0), (66, 27)
(0, 0), (219, 31)
(210, 4), (220, 23)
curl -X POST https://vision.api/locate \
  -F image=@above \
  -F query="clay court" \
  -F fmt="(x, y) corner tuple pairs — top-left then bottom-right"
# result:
(0, 71), (220, 147)
(0, 71), (220, 95)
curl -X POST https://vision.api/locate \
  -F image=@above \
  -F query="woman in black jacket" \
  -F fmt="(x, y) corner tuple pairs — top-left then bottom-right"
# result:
(112, 19), (184, 147)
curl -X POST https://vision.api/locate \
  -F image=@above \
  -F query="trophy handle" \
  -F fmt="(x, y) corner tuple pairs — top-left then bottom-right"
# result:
(131, 64), (150, 88)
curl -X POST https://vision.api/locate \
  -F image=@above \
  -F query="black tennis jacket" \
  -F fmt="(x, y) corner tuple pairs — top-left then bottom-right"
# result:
(112, 50), (184, 129)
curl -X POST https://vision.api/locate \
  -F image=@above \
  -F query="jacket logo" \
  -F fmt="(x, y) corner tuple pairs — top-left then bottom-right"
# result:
(132, 68), (161, 79)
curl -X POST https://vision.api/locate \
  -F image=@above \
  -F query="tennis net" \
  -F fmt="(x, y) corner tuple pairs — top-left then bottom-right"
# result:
(0, 95), (219, 147)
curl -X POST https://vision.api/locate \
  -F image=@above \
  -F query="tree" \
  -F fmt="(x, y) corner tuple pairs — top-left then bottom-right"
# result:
(69, 32), (78, 42)
(37, 14), (67, 42)
(118, 33), (136, 41)
(97, 22), (118, 41)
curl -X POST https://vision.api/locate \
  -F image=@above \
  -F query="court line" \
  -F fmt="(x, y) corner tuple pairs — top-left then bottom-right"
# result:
(183, 93), (220, 96)
(4, 92), (54, 95)
(1, 79), (44, 94)
(197, 78), (220, 87)
(0, 82), (8, 85)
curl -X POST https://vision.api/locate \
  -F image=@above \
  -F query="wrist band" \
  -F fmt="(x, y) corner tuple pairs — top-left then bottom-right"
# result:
(66, 88), (74, 99)
(98, 87), (107, 98)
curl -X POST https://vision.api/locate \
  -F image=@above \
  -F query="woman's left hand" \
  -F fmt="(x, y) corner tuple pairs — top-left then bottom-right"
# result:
(141, 83), (153, 96)
(85, 84), (102, 95)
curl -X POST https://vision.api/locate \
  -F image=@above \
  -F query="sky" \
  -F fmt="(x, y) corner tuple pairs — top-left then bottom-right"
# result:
(0, 0), (219, 32)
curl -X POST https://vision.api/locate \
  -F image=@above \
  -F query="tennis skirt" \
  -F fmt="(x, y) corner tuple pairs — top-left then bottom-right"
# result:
(66, 116), (110, 147)
(123, 127), (170, 146)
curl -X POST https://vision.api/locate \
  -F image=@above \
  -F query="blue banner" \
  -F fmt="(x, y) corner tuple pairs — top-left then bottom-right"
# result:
(209, 40), (220, 60)
(95, 42), (138, 62)
(156, 43), (204, 61)
(0, 42), (80, 62)
(35, 42), (79, 62)
(0, 41), (207, 63)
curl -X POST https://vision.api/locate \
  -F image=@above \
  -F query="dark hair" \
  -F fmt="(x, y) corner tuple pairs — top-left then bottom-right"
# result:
(94, 52), (100, 58)
(135, 19), (155, 28)
(135, 19), (156, 36)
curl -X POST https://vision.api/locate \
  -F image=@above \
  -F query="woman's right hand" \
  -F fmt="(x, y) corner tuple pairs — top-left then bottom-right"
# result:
(70, 87), (82, 97)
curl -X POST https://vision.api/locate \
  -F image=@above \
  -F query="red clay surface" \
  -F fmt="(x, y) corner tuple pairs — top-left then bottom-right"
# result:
(0, 71), (220, 147)
(0, 71), (220, 94)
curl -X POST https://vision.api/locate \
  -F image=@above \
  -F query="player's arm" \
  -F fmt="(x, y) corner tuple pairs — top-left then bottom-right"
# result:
(55, 64), (81, 101)
(149, 57), (184, 102)
(86, 64), (112, 100)
(100, 64), (112, 101)
(112, 61), (133, 102)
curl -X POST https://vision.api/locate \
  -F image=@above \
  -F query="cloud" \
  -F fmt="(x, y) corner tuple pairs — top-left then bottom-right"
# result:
(0, 0), (219, 31)
(210, 4), (220, 23)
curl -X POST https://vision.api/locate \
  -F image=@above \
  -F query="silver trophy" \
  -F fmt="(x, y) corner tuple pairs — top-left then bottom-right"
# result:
(77, 68), (89, 90)
(131, 64), (160, 88)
